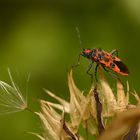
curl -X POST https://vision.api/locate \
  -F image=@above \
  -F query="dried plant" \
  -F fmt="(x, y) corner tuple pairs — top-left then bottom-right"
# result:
(34, 70), (140, 140)
(0, 68), (140, 140)
(0, 68), (27, 114)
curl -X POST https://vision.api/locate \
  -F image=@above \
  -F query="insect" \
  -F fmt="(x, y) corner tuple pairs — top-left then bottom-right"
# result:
(73, 27), (129, 82)
(78, 48), (129, 82)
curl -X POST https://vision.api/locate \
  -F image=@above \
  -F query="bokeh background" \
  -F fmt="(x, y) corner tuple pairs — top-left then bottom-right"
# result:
(0, 0), (140, 140)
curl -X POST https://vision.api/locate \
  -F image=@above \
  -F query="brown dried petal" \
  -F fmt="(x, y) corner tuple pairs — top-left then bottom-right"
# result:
(43, 90), (70, 113)
(36, 100), (67, 140)
(99, 78), (117, 116)
(68, 70), (86, 129)
(98, 107), (140, 140)
(116, 80), (128, 112)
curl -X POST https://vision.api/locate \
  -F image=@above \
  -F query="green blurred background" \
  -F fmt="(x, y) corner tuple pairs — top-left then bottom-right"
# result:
(0, 0), (140, 140)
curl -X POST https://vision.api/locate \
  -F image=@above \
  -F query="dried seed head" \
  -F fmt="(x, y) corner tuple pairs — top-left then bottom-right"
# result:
(36, 69), (140, 140)
(36, 100), (73, 140)
(0, 68), (27, 114)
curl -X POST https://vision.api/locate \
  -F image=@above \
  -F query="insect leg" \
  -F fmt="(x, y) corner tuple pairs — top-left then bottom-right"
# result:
(86, 61), (94, 82)
(102, 66), (124, 85)
(102, 66), (118, 78)
(110, 49), (118, 57)
(72, 54), (82, 68)
(95, 64), (99, 82)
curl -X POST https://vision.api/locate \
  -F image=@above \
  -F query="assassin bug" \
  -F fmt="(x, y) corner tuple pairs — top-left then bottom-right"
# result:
(73, 27), (129, 82)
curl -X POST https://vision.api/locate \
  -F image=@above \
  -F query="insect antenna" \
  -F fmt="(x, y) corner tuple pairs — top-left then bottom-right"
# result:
(72, 26), (84, 68)
(75, 26), (84, 50)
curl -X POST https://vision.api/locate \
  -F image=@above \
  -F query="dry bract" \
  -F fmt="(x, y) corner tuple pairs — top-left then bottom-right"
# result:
(35, 70), (140, 140)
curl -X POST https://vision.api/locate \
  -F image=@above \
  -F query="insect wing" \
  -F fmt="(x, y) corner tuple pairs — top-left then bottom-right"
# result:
(113, 60), (129, 75)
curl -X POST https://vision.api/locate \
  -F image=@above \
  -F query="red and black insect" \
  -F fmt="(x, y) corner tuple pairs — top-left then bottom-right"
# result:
(74, 27), (129, 82)
(75, 48), (129, 82)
